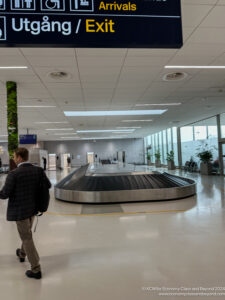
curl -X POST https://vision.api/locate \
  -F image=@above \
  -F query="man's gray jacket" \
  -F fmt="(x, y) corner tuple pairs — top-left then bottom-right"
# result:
(0, 163), (51, 221)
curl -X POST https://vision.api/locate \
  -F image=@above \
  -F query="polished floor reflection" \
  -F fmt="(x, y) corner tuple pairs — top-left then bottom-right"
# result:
(0, 166), (224, 300)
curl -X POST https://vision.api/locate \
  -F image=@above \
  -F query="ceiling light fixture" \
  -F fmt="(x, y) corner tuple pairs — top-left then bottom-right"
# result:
(0, 66), (28, 69)
(77, 129), (135, 133)
(60, 137), (80, 139)
(117, 127), (142, 129)
(122, 120), (153, 122)
(135, 103), (181, 107)
(54, 133), (77, 136)
(165, 66), (225, 69)
(113, 132), (133, 134)
(19, 106), (56, 108)
(81, 136), (127, 140)
(35, 122), (68, 124)
(64, 110), (166, 117)
(46, 128), (74, 131)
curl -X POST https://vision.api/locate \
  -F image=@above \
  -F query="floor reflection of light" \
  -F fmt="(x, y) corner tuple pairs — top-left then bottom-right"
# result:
(49, 220), (77, 226)
(119, 216), (147, 222)
(126, 231), (159, 240)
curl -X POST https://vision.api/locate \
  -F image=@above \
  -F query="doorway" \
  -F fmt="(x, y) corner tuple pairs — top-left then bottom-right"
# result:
(48, 154), (56, 171)
(87, 152), (94, 164)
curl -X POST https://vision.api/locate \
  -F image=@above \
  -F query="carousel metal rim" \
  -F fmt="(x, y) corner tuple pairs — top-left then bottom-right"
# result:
(54, 184), (197, 204)
(54, 164), (197, 204)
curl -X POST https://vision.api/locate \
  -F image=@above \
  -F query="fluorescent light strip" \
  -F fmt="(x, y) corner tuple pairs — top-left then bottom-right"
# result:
(46, 128), (74, 131)
(165, 66), (225, 69)
(60, 137), (80, 139)
(136, 103), (181, 106)
(117, 127), (142, 129)
(113, 132), (133, 134)
(35, 122), (68, 124)
(64, 110), (166, 117)
(77, 129), (134, 133)
(122, 120), (153, 122)
(0, 66), (28, 69)
(19, 106), (56, 108)
(81, 136), (127, 140)
(54, 133), (77, 136)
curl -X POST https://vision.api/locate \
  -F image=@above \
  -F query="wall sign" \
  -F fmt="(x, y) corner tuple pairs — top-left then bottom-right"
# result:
(0, 0), (183, 48)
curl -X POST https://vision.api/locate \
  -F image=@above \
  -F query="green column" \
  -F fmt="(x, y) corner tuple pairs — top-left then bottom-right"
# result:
(7, 81), (18, 159)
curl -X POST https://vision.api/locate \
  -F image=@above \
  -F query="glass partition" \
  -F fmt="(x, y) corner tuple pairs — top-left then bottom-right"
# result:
(221, 113), (225, 138)
(162, 130), (167, 165)
(181, 117), (218, 166)
(172, 127), (178, 166)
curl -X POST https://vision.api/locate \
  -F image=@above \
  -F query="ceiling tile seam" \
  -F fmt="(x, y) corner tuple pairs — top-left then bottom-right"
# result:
(182, 0), (220, 46)
(18, 48), (71, 132)
(103, 49), (129, 126)
(74, 48), (88, 111)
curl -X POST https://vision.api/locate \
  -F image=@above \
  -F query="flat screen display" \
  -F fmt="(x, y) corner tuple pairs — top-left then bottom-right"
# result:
(19, 134), (37, 145)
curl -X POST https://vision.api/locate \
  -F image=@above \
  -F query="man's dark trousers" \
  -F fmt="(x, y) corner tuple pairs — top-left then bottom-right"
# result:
(16, 216), (41, 273)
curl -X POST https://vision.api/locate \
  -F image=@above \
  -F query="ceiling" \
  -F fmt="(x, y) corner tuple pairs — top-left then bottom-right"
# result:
(1, 0), (225, 141)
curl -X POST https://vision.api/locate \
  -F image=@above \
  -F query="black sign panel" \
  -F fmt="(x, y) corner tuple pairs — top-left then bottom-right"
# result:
(0, 0), (183, 48)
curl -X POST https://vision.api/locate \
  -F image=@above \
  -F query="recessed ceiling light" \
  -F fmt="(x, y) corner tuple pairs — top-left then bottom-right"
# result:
(77, 129), (135, 133)
(165, 66), (225, 69)
(19, 106), (56, 108)
(136, 103), (181, 107)
(64, 110), (166, 117)
(48, 71), (71, 80)
(46, 128), (74, 131)
(122, 120), (153, 122)
(0, 66), (28, 69)
(163, 72), (188, 81)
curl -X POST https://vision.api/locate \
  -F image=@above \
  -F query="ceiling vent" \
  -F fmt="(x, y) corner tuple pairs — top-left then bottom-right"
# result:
(163, 72), (188, 82)
(48, 71), (71, 80)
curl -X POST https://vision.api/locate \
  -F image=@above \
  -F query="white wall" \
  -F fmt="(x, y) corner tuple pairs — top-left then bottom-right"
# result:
(44, 138), (145, 166)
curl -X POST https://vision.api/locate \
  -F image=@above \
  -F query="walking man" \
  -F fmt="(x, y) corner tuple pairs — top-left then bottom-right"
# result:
(0, 148), (51, 279)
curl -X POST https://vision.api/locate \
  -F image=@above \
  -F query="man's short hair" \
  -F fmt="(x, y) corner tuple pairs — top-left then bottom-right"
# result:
(14, 148), (29, 161)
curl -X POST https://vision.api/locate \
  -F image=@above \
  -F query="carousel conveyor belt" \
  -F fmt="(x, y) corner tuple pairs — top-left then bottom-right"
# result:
(54, 164), (196, 203)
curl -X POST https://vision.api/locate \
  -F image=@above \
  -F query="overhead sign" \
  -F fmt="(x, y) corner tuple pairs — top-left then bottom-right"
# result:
(0, 0), (183, 48)
(19, 134), (37, 144)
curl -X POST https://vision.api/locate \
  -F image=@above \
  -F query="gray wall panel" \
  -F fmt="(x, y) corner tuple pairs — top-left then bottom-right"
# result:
(44, 138), (144, 166)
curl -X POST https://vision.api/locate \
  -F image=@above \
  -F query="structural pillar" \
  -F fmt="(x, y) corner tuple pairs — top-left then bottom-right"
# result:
(7, 81), (18, 165)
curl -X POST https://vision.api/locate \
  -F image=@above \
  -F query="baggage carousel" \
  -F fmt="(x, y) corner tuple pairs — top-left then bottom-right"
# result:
(54, 164), (196, 203)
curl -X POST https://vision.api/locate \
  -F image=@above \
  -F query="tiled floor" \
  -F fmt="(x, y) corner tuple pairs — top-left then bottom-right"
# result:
(0, 166), (225, 300)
